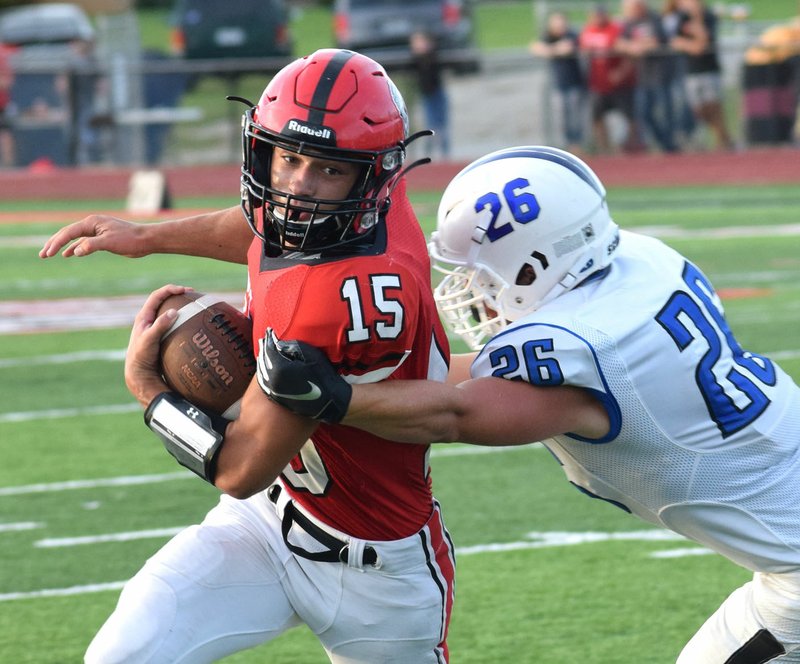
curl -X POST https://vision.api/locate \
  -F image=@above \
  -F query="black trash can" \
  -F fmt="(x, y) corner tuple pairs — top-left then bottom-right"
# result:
(742, 59), (798, 144)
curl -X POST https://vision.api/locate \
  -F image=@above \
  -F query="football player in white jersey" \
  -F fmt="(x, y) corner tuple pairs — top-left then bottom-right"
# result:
(258, 145), (800, 663)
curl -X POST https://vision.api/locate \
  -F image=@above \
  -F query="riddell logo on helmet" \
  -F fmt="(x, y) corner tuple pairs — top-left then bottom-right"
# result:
(285, 120), (335, 144)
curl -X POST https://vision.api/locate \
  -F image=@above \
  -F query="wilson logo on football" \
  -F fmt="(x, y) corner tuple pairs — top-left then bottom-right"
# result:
(191, 330), (236, 387)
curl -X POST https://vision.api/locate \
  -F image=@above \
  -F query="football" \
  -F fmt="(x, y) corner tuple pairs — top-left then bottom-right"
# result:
(158, 291), (256, 419)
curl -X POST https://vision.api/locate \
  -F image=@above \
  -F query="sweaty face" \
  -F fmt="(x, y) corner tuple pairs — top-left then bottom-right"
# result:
(269, 147), (361, 221)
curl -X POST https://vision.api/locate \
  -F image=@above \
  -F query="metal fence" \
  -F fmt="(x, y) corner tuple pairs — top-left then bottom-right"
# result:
(4, 10), (798, 169)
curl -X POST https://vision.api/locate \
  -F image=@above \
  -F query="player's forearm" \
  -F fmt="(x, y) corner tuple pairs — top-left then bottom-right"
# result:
(146, 207), (251, 264)
(345, 376), (588, 448)
(214, 396), (318, 499)
(344, 380), (468, 444)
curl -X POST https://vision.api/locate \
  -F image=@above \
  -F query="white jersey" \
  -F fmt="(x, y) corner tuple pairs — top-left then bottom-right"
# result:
(473, 230), (800, 574)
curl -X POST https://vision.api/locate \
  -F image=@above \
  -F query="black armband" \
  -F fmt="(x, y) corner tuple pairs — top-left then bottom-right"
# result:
(144, 392), (229, 483)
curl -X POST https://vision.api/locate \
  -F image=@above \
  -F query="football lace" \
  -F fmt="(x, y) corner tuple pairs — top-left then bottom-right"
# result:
(211, 313), (257, 368)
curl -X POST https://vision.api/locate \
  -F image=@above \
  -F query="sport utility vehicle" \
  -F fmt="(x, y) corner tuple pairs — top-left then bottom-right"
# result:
(170, 0), (293, 60)
(333, 0), (479, 73)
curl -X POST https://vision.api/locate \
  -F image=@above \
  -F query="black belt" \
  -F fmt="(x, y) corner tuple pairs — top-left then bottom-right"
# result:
(268, 484), (378, 566)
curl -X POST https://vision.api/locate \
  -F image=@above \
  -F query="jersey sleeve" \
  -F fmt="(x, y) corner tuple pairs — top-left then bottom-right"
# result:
(473, 321), (622, 442)
(270, 259), (423, 385)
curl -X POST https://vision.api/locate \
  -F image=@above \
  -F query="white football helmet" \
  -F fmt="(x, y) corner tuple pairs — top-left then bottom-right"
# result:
(430, 146), (620, 350)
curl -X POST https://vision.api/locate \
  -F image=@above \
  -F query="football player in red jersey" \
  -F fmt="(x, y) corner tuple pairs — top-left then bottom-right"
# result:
(41, 49), (455, 664)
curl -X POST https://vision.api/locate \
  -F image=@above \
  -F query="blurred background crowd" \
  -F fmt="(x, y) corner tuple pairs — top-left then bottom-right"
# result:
(0, 0), (797, 170)
(531, 0), (800, 156)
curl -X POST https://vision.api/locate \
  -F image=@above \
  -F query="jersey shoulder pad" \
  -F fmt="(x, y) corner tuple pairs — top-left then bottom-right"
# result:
(474, 320), (609, 393)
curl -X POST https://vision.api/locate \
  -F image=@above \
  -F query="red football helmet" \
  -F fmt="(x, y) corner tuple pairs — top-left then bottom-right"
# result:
(240, 48), (412, 253)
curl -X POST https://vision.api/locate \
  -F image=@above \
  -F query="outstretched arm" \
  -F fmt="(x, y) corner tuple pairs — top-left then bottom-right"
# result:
(39, 206), (252, 264)
(257, 333), (610, 446)
(344, 377), (608, 445)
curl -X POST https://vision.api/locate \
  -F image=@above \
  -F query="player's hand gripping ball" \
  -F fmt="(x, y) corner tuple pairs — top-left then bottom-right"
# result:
(157, 291), (256, 419)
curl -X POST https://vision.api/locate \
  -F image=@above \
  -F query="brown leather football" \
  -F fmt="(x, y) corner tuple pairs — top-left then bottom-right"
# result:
(158, 291), (256, 419)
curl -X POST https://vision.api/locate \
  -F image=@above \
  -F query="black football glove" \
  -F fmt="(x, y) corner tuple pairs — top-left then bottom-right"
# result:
(256, 328), (352, 424)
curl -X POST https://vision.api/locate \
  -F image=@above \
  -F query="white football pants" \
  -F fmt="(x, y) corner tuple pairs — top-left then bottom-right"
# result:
(84, 485), (455, 663)
(677, 570), (800, 663)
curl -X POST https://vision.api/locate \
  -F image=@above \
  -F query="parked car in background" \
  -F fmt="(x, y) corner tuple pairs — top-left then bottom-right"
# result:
(170, 0), (293, 60)
(0, 2), (99, 166)
(0, 2), (94, 47)
(333, 0), (479, 73)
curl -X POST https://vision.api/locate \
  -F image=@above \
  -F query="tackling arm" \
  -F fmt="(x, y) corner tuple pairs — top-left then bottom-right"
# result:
(39, 206), (252, 264)
(256, 332), (609, 446)
(344, 377), (610, 445)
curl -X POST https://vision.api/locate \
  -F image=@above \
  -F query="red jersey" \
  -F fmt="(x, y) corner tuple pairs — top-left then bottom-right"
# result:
(246, 179), (450, 540)
(579, 20), (635, 94)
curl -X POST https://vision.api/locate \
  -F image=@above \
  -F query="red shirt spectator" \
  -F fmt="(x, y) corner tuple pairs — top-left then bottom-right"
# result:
(580, 7), (636, 94)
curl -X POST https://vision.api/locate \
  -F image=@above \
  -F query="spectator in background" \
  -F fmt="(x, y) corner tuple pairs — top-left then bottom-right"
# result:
(64, 38), (106, 165)
(671, 0), (734, 150)
(617, 0), (679, 152)
(0, 43), (15, 167)
(579, 3), (644, 153)
(531, 11), (586, 153)
(410, 30), (451, 159)
(661, 0), (697, 146)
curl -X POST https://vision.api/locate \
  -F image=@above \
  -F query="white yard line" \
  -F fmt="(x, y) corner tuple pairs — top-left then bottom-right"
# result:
(0, 581), (126, 602)
(0, 446), (539, 498)
(0, 528), (708, 602)
(35, 527), (187, 548)
(0, 402), (141, 423)
(7, 224), (800, 252)
(0, 471), (192, 496)
(0, 292), (244, 335)
(6, 346), (800, 371)
(35, 527), (686, 552)
(632, 223), (800, 239)
(0, 522), (43, 532)
(3, 344), (800, 423)
(0, 349), (126, 368)
(3, 223), (800, 335)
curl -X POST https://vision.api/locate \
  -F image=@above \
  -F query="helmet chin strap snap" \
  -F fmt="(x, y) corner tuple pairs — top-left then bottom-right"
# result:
(359, 211), (378, 231)
(381, 150), (403, 171)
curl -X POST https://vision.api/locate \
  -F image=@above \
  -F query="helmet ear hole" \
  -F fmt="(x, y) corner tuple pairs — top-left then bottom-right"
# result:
(515, 263), (537, 286)
(430, 145), (620, 349)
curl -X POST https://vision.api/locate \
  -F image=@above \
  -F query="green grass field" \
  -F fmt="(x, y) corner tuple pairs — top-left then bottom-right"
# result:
(1, 181), (800, 662)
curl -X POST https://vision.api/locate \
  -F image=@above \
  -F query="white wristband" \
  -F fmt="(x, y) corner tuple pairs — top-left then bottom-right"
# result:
(144, 392), (227, 483)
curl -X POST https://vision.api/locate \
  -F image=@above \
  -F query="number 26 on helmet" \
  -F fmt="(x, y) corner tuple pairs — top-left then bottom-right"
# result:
(431, 146), (620, 350)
